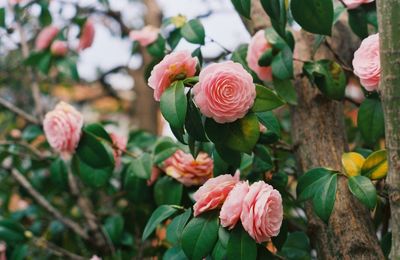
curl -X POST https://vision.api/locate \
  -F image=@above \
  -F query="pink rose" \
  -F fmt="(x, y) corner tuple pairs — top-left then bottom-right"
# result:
(43, 102), (84, 154)
(35, 26), (59, 51)
(164, 150), (213, 186)
(246, 30), (273, 82)
(193, 172), (240, 217)
(109, 133), (127, 168)
(219, 181), (250, 229)
(240, 181), (283, 243)
(130, 26), (159, 47)
(148, 50), (197, 101)
(50, 40), (68, 57)
(342, 0), (374, 9)
(352, 33), (380, 91)
(193, 61), (256, 123)
(78, 20), (95, 51)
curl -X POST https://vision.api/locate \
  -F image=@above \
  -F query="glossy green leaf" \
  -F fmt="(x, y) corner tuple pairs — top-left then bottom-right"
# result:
(84, 123), (112, 143)
(297, 168), (333, 201)
(50, 158), (69, 189)
(227, 224), (257, 260)
(167, 208), (192, 245)
(253, 84), (285, 112)
(231, 0), (251, 19)
(348, 8), (368, 39)
(76, 131), (114, 168)
(185, 97), (208, 142)
(160, 81), (187, 129)
(290, 0), (334, 35)
(258, 49), (274, 67)
(205, 113), (260, 153)
(163, 247), (188, 260)
(153, 138), (179, 165)
(273, 78), (297, 105)
(127, 153), (152, 179)
(74, 156), (113, 188)
(0, 220), (26, 244)
(260, 0), (287, 38)
(154, 176), (183, 206)
(271, 46), (293, 80)
(281, 232), (311, 260)
(181, 19), (205, 45)
(215, 145), (242, 169)
(147, 35), (166, 58)
(313, 173), (338, 222)
(348, 176), (377, 209)
(181, 212), (219, 260)
(142, 205), (178, 241)
(357, 98), (385, 145)
(256, 111), (281, 136)
(0, 8), (5, 28)
(104, 215), (124, 244)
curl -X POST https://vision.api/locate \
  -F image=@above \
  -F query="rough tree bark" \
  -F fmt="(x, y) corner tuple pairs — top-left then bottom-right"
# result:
(129, 0), (162, 134)
(377, 1), (400, 258)
(247, 1), (383, 259)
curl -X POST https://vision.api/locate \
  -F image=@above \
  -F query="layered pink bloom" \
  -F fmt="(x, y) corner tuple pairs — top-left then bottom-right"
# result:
(193, 172), (240, 217)
(219, 181), (250, 229)
(78, 20), (95, 51)
(246, 30), (273, 81)
(164, 150), (213, 186)
(43, 102), (84, 154)
(193, 61), (256, 123)
(352, 33), (380, 91)
(35, 26), (59, 51)
(342, 0), (374, 9)
(240, 181), (283, 243)
(130, 26), (159, 47)
(50, 40), (68, 56)
(148, 51), (197, 101)
(109, 133), (127, 168)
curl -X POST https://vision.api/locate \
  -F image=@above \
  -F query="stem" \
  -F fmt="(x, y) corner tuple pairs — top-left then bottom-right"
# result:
(7, 168), (89, 240)
(0, 140), (48, 160)
(377, 0), (400, 258)
(31, 237), (87, 260)
(0, 96), (40, 124)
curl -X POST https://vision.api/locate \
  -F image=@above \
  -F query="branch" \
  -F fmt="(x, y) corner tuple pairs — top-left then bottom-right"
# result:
(31, 237), (87, 260)
(7, 168), (89, 240)
(0, 96), (40, 125)
(0, 140), (48, 160)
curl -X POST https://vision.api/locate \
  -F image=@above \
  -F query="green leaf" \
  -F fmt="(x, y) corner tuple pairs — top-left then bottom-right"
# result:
(231, 0), (251, 19)
(381, 232), (392, 259)
(37, 52), (52, 75)
(258, 49), (274, 67)
(303, 60), (346, 100)
(273, 78), (298, 105)
(0, 220), (26, 244)
(348, 176), (377, 209)
(160, 81), (187, 129)
(185, 97), (208, 142)
(256, 111), (281, 136)
(76, 131), (114, 169)
(127, 153), (152, 179)
(104, 215), (124, 244)
(260, 0), (287, 38)
(39, 6), (52, 26)
(252, 145), (273, 173)
(147, 35), (166, 58)
(84, 123), (112, 143)
(142, 205), (178, 241)
(227, 224), (257, 260)
(313, 173), (338, 222)
(181, 19), (205, 45)
(271, 46), (293, 80)
(215, 145), (242, 169)
(253, 84), (285, 112)
(0, 8), (5, 28)
(348, 8), (369, 39)
(167, 208), (192, 245)
(73, 156), (113, 188)
(22, 125), (43, 142)
(290, 0), (334, 35)
(50, 158), (69, 189)
(163, 247), (188, 260)
(154, 176), (183, 206)
(152, 138), (179, 165)
(281, 232), (311, 260)
(205, 113), (260, 153)
(181, 212), (219, 260)
(296, 168), (332, 201)
(357, 98), (385, 144)
(168, 28), (182, 50)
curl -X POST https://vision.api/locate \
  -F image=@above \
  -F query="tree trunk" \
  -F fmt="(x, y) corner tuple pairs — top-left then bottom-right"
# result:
(376, 1), (400, 258)
(247, 1), (383, 259)
(129, 0), (162, 134)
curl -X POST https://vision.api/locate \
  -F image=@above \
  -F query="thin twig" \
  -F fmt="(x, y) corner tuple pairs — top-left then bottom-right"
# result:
(0, 96), (40, 124)
(31, 237), (87, 260)
(0, 140), (48, 160)
(7, 168), (89, 240)
(324, 41), (353, 72)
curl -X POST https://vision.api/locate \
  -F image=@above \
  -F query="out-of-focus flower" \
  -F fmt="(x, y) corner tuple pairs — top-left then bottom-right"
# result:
(130, 26), (159, 47)
(246, 30), (273, 81)
(342, 0), (374, 9)
(109, 133), (127, 168)
(35, 26), (59, 51)
(50, 40), (68, 56)
(78, 20), (95, 51)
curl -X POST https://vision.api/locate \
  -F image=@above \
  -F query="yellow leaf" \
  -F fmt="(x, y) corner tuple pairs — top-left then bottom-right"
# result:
(171, 15), (187, 28)
(361, 150), (388, 180)
(342, 152), (365, 177)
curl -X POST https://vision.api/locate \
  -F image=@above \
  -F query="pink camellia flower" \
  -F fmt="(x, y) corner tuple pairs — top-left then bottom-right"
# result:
(246, 30), (273, 82)
(43, 102), (84, 155)
(148, 50), (197, 101)
(193, 172), (240, 217)
(50, 40), (68, 57)
(164, 150), (213, 186)
(130, 26), (159, 47)
(193, 61), (256, 123)
(219, 181), (250, 229)
(352, 33), (380, 91)
(78, 20), (95, 51)
(35, 26), (59, 51)
(342, 0), (374, 9)
(109, 133), (128, 168)
(240, 181), (283, 243)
